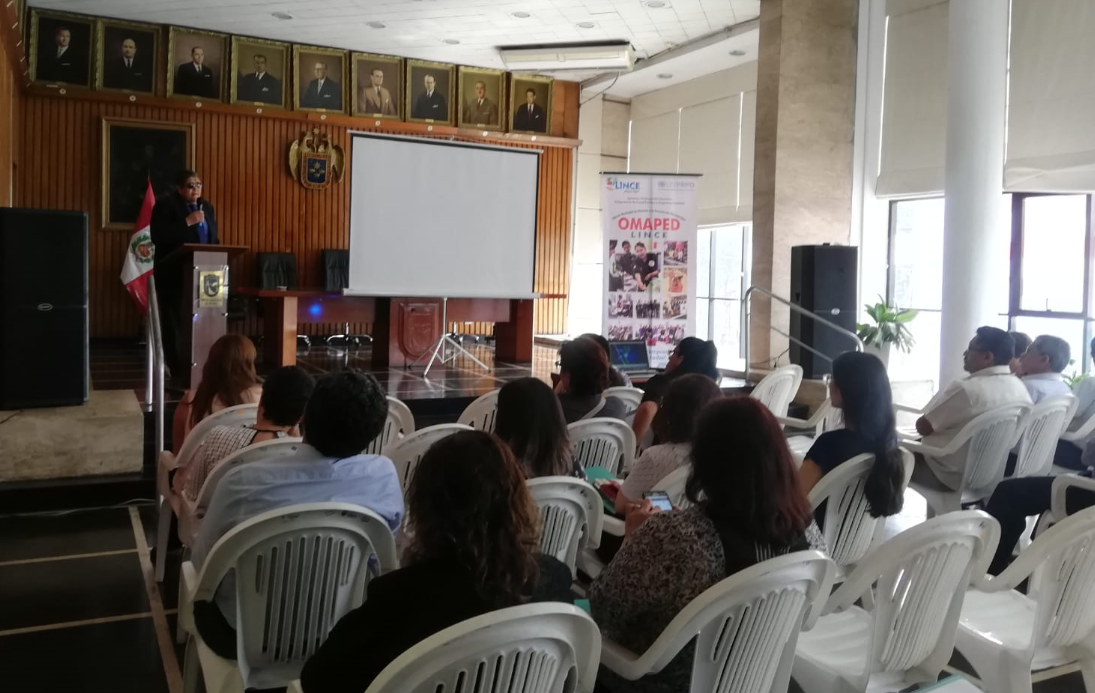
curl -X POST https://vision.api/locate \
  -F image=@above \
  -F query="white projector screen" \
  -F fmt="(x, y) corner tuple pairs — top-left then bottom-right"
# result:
(347, 133), (540, 298)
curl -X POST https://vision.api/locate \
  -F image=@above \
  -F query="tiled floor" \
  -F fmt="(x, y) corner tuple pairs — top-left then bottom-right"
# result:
(0, 500), (1088, 693)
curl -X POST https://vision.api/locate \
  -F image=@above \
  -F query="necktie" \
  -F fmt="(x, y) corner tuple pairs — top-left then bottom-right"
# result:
(195, 64), (200, 72)
(478, 99), (482, 107)
(376, 87), (380, 99)
(57, 48), (64, 58)
(187, 203), (208, 244)
(126, 59), (131, 68)
(529, 105), (533, 115)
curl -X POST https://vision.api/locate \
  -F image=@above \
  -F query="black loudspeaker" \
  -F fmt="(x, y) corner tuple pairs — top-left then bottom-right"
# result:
(0, 208), (89, 409)
(790, 245), (859, 379)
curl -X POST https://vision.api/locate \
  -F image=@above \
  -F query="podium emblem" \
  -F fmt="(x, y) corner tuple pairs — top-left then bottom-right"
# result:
(289, 129), (344, 190)
(198, 270), (226, 308)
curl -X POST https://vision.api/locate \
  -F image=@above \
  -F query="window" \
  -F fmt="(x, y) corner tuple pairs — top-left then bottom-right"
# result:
(696, 224), (751, 369)
(887, 198), (945, 384)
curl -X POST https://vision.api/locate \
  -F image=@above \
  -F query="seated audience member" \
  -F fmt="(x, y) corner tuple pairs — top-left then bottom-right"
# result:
(1009, 331), (1032, 375)
(190, 370), (404, 658)
(614, 374), (723, 515)
(632, 337), (719, 444)
(580, 332), (633, 387)
(300, 431), (573, 693)
(912, 327), (1032, 490)
(555, 337), (628, 422)
(173, 334), (264, 450)
(1058, 337), (1095, 470)
(1018, 335), (1071, 403)
(798, 352), (905, 525)
(495, 377), (582, 478)
(592, 397), (823, 693)
(173, 365), (314, 500)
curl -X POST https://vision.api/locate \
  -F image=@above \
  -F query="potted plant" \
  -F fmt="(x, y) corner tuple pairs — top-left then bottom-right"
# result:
(856, 297), (917, 368)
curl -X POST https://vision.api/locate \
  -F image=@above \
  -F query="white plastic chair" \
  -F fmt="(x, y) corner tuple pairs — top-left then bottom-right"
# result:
(287, 603), (600, 693)
(386, 423), (473, 491)
(956, 505), (1095, 693)
(903, 403), (1031, 516)
(363, 396), (416, 456)
(604, 386), (644, 415)
(568, 418), (636, 477)
(177, 438), (306, 549)
(808, 450), (915, 576)
(527, 476), (604, 577)
(1012, 395), (1077, 478)
(793, 510), (1000, 693)
(750, 365), (804, 418)
(156, 403), (259, 582)
(601, 552), (835, 693)
(456, 389), (500, 432)
(1056, 407), (1095, 474)
(786, 400), (845, 458)
(177, 502), (399, 693)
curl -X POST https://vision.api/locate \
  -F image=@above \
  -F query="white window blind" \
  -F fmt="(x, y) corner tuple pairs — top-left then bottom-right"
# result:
(679, 96), (740, 225)
(877, 0), (949, 197)
(628, 111), (680, 174)
(1006, 0), (1095, 192)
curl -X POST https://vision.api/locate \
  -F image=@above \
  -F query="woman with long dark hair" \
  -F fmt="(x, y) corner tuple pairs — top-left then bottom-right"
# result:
(798, 351), (905, 520)
(301, 431), (573, 693)
(174, 334), (263, 448)
(555, 336), (628, 422)
(496, 377), (581, 478)
(631, 336), (719, 443)
(592, 397), (820, 693)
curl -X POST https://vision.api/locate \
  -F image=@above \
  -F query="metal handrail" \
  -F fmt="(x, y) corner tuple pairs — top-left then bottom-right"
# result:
(147, 276), (166, 454)
(742, 285), (864, 383)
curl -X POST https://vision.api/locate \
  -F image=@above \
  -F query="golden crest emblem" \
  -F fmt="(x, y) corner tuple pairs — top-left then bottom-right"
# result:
(288, 129), (345, 190)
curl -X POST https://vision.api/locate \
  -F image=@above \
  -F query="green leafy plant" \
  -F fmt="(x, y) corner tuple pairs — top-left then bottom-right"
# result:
(856, 297), (918, 354)
(1063, 359), (1089, 388)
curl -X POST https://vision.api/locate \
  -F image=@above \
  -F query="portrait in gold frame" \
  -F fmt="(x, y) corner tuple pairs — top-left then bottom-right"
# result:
(94, 18), (160, 95)
(28, 8), (94, 88)
(166, 26), (229, 101)
(293, 44), (348, 114)
(509, 74), (554, 135)
(230, 36), (290, 108)
(457, 66), (505, 131)
(101, 118), (195, 231)
(405, 59), (455, 126)
(351, 52), (403, 120)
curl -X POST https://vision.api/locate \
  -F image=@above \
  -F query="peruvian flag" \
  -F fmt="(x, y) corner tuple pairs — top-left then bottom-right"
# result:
(121, 180), (156, 312)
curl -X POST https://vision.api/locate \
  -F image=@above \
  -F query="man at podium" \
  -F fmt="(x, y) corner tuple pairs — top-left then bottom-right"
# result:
(150, 169), (219, 380)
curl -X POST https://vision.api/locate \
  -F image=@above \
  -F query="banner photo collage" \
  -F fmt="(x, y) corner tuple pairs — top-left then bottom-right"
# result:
(602, 174), (700, 368)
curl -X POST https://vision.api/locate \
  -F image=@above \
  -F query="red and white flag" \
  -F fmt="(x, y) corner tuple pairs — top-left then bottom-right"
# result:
(121, 179), (156, 312)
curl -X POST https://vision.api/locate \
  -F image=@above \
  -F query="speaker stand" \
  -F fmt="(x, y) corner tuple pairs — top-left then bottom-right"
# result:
(412, 297), (490, 377)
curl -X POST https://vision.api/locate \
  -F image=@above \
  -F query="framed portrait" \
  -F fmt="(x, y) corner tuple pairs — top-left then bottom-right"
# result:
(28, 9), (94, 88)
(351, 52), (403, 120)
(230, 36), (289, 108)
(509, 74), (553, 134)
(457, 66), (504, 131)
(405, 59), (454, 126)
(95, 19), (160, 95)
(101, 118), (194, 230)
(293, 45), (347, 114)
(166, 27), (228, 101)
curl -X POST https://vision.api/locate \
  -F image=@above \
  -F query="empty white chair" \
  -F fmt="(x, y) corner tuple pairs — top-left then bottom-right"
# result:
(1012, 395), (1077, 478)
(902, 403), (1031, 516)
(750, 364), (804, 418)
(178, 503), (399, 693)
(456, 389), (499, 432)
(568, 418), (636, 477)
(177, 438), (306, 548)
(156, 403), (259, 581)
(363, 396), (416, 456)
(290, 603), (600, 693)
(956, 505), (1095, 693)
(808, 449), (915, 575)
(386, 423), (473, 491)
(604, 386), (644, 415)
(793, 510), (1000, 693)
(527, 476), (604, 576)
(601, 552), (834, 693)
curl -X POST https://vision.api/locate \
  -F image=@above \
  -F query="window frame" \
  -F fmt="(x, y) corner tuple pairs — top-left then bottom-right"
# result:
(696, 222), (752, 361)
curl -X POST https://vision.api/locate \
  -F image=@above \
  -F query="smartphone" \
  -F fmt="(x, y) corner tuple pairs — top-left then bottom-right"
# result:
(643, 490), (673, 512)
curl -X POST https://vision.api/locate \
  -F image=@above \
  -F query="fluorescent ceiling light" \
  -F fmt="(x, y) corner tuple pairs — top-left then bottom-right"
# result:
(500, 43), (635, 72)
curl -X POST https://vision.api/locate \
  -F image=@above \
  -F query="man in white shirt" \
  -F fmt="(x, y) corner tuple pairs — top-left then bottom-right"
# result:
(1017, 335), (1072, 403)
(913, 327), (1033, 490)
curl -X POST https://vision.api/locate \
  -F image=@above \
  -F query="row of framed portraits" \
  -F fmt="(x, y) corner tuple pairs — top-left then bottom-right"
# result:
(27, 8), (554, 133)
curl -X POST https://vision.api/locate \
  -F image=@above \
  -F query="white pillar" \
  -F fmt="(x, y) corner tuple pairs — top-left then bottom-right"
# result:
(938, 0), (1009, 385)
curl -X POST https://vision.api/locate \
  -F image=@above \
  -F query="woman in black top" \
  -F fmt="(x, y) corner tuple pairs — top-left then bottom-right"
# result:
(300, 431), (573, 693)
(496, 377), (584, 478)
(632, 337), (719, 443)
(555, 337), (628, 422)
(799, 351), (905, 524)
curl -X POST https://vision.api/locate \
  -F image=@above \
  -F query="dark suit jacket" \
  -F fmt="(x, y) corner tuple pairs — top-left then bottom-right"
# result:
(104, 57), (151, 92)
(302, 78), (342, 110)
(299, 555), (573, 693)
(411, 90), (447, 120)
(514, 103), (547, 132)
(150, 191), (219, 295)
(175, 63), (216, 98)
(237, 72), (282, 104)
(39, 46), (86, 84)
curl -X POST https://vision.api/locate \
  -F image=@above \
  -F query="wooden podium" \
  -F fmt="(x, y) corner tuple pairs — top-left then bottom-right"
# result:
(158, 243), (248, 388)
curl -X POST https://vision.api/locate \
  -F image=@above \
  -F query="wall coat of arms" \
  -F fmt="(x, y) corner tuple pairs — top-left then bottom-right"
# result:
(288, 129), (345, 190)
